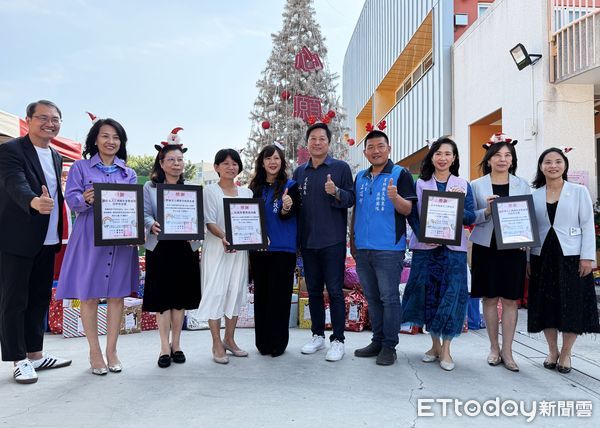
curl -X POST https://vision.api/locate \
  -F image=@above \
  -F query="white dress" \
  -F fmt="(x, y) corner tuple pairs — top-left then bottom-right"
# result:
(194, 183), (252, 320)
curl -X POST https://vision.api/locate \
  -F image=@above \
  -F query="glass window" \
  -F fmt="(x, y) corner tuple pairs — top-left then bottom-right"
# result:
(478, 3), (491, 17)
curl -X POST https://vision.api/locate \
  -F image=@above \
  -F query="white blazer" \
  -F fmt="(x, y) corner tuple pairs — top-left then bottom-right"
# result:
(530, 181), (595, 260)
(143, 181), (202, 252)
(469, 173), (531, 247)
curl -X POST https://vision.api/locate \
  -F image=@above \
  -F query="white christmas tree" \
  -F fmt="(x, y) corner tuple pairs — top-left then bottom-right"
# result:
(243, 0), (351, 182)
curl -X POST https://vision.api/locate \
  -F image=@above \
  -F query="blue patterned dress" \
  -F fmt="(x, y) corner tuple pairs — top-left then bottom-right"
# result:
(402, 181), (475, 340)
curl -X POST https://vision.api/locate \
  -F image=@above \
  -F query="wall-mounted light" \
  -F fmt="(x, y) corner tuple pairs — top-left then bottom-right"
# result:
(510, 43), (542, 71)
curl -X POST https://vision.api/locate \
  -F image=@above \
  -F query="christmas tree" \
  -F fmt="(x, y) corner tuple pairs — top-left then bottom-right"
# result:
(243, 0), (351, 182)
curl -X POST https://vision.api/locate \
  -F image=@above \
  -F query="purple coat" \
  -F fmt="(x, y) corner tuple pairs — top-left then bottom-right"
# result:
(56, 154), (139, 300)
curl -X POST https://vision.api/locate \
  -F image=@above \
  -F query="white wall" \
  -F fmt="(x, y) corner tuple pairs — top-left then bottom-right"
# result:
(453, 0), (597, 199)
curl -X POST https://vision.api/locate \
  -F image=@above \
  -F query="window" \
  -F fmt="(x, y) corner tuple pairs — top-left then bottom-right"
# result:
(403, 77), (412, 94)
(423, 52), (433, 73)
(478, 3), (491, 17)
(395, 86), (404, 103)
(412, 64), (423, 82)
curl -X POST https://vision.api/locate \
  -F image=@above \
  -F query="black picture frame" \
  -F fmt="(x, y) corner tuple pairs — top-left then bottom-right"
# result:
(491, 194), (540, 250)
(156, 183), (204, 241)
(223, 198), (268, 250)
(418, 190), (465, 246)
(93, 183), (144, 246)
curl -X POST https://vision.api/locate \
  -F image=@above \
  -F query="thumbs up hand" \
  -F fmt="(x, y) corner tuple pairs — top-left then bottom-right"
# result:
(387, 178), (398, 201)
(325, 173), (337, 196)
(30, 185), (54, 214)
(281, 187), (293, 211)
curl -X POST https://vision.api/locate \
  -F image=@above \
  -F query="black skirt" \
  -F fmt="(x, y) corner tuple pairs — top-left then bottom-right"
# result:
(471, 233), (527, 300)
(142, 240), (201, 313)
(528, 228), (600, 334)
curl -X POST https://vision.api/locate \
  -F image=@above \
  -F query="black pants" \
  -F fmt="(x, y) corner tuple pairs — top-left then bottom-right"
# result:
(0, 246), (55, 361)
(249, 251), (295, 356)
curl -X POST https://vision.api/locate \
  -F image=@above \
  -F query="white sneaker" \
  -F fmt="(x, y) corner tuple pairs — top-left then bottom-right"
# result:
(325, 340), (345, 362)
(30, 351), (72, 370)
(13, 360), (38, 384)
(301, 335), (326, 354)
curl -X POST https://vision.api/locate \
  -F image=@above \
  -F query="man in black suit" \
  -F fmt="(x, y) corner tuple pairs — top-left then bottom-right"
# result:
(0, 100), (72, 384)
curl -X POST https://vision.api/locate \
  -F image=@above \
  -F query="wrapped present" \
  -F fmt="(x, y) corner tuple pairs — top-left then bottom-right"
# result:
(184, 311), (225, 330)
(400, 267), (411, 284)
(400, 323), (422, 335)
(120, 297), (142, 334)
(62, 298), (81, 309)
(345, 255), (356, 268)
(344, 290), (368, 332)
(48, 288), (63, 335)
(343, 267), (361, 291)
(141, 311), (158, 331)
(298, 296), (331, 330)
(137, 256), (146, 298)
(296, 255), (304, 277)
(289, 293), (298, 328)
(63, 304), (107, 338)
(237, 293), (255, 328)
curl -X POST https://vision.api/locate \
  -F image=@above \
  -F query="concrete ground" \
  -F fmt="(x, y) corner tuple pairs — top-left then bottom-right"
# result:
(1, 309), (599, 428)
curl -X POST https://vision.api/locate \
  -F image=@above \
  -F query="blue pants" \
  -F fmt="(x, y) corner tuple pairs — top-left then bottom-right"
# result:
(355, 250), (404, 349)
(301, 243), (346, 342)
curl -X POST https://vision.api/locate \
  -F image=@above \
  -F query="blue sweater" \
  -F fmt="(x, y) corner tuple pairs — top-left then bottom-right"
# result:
(254, 179), (298, 253)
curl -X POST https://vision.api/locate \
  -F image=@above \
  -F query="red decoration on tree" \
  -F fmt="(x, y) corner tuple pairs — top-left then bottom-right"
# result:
(297, 147), (310, 165)
(347, 138), (355, 146)
(307, 115), (317, 125)
(261, 121), (270, 130)
(365, 123), (374, 132)
(281, 90), (291, 100)
(326, 110), (336, 119)
(377, 120), (387, 131)
(294, 46), (323, 72)
(293, 94), (322, 122)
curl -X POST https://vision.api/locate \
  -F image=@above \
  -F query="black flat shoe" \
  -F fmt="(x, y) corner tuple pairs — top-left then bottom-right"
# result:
(557, 355), (571, 373)
(158, 354), (171, 368)
(171, 350), (186, 364)
(543, 354), (559, 370)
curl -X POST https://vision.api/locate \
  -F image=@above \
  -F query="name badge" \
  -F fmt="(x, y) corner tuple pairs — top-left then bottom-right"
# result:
(570, 227), (582, 236)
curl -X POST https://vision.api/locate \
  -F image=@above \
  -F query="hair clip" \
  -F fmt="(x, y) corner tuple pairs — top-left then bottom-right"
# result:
(154, 127), (187, 153)
(482, 132), (518, 149)
(558, 146), (574, 154)
(86, 111), (100, 124)
(273, 142), (284, 151)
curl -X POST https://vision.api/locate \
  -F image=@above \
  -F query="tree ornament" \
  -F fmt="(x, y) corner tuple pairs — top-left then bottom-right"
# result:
(348, 138), (355, 146)
(281, 90), (291, 100)
(327, 110), (336, 118)
(261, 121), (271, 130)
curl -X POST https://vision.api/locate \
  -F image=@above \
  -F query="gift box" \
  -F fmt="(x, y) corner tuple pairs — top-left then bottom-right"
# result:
(141, 311), (158, 331)
(184, 311), (225, 330)
(344, 290), (368, 332)
(48, 288), (63, 334)
(137, 256), (146, 298)
(237, 293), (255, 328)
(400, 323), (423, 335)
(63, 304), (107, 338)
(289, 293), (298, 328)
(120, 297), (142, 334)
(298, 296), (331, 330)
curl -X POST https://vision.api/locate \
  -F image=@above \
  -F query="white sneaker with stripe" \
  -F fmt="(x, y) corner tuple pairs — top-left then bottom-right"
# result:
(13, 360), (38, 384)
(30, 351), (72, 370)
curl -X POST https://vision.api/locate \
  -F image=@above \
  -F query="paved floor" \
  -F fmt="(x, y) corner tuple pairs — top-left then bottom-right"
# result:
(1, 309), (599, 427)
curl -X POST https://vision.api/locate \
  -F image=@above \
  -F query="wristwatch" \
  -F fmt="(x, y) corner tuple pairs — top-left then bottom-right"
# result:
(335, 186), (341, 198)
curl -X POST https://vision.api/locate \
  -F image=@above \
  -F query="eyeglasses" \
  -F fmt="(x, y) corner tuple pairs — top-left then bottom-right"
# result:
(32, 115), (62, 125)
(164, 157), (184, 164)
(365, 144), (388, 152)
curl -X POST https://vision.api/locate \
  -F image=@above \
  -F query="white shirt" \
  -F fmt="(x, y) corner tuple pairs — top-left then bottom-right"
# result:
(34, 145), (60, 245)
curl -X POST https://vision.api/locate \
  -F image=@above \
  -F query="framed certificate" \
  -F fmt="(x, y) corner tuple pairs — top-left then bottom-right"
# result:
(418, 190), (465, 246)
(223, 198), (268, 250)
(491, 195), (540, 250)
(93, 183), (144, 246)
(156, 184), (204, 241)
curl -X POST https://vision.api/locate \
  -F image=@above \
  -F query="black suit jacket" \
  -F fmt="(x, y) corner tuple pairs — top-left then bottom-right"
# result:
(0, 135), (64, 257)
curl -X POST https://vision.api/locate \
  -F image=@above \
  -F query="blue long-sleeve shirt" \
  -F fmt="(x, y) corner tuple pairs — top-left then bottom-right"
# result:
(293, 155), (355, 249)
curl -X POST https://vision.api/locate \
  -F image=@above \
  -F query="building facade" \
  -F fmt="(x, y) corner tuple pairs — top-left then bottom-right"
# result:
(343, 0), (494, 172)
(453, 0), (598, 199)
